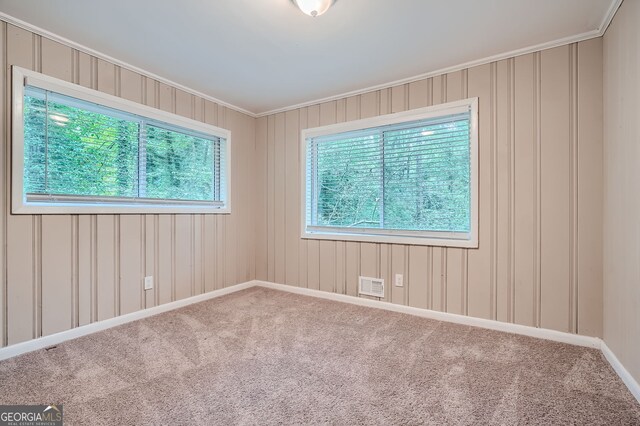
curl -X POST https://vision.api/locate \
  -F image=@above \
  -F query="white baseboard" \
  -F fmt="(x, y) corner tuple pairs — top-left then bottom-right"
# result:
(255, 281), (640, 404)
(0, 280), (256, 362)
(255, 281), (601, 348)
(600, 340), (640, 403)
(1, 278), (638, 405)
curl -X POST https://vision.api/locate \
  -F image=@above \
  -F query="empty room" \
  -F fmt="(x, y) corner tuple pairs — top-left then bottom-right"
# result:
(0, 0), (638, 424)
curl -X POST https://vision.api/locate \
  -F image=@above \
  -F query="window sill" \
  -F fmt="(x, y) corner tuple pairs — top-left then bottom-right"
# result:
(302, 230), (478, 248)
(12, 202), (230, 215)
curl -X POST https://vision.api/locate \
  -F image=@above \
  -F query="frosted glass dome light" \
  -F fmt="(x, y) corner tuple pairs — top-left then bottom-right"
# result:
(293, 0), (334, 17)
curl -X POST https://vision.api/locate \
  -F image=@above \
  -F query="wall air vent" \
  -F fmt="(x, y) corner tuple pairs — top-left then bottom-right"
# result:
(359, 276), (384, 298)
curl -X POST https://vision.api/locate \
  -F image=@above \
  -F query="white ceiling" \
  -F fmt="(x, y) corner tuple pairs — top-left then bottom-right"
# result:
(0, 0), (617, 115)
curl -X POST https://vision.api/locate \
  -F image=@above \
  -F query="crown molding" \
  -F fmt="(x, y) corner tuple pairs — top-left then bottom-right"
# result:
(0, 11), (258, 118)
(0, 0), (622, 119)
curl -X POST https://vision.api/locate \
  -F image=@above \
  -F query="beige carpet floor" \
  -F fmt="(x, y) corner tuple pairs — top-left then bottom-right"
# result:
(0, 287), (638, 425)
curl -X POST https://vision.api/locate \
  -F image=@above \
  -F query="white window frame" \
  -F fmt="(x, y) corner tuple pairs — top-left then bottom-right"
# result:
(12, 66), (231, 214)
(300, 97), (478, 248)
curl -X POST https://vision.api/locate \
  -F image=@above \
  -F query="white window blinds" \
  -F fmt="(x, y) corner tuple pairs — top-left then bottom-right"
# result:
(304, 101), (477, 246)
(22, 85), (226, 207)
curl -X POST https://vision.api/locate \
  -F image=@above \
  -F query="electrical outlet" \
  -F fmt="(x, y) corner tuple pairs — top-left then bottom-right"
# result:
(394, 274), (403, 287)
(144, 276), (153, 290)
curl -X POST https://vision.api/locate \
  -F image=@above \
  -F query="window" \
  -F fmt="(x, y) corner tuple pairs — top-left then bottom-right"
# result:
(12, 66), (230, 214)
(302, 98), (478, 247)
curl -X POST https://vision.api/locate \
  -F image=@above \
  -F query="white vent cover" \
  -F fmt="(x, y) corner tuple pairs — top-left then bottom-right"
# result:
(359, 276), (384, 298)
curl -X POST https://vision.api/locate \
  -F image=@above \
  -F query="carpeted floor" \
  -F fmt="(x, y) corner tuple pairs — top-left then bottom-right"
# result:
(0, 287), (638, 425)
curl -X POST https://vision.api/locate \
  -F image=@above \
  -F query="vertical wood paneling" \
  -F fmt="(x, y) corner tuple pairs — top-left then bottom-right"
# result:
(267, 114), (276, 282)
(255, 116), (268, 281)
(318, 101), (337, 293)
(540, 45), (571, 332)
(0, 22), (6, 346)
(203, 100), (218, 292)
(262, 40), (603, 338)
(285, 109), (300, 286)
(496, 59), (511, 322)
(298, 108), (309, 289)
(343, 97), (360, 296)
(0, 19), (606, 349)
(96, 216), (116, 321)
(144, 215), (156, 308)
(407, 81), (431, 307)
(41, 217), (73, 336)
(273, 112), (286, 284)
(175, 216), (192, 300)
(216, 106), (226, 288)
(430, 75), (445, 312)
(78, 216), (91, 324)
(577, 38), (603, 337)
(445, 71), (465, 315)
(0, 22), (257, 348)
(513, 53), (536, 327)
(119, 216), (142, 314)
(335, 99), (347, 294)
(6, 25), (35, 345)
(467, 63), (492, 320)
(306, 105), (320, 290)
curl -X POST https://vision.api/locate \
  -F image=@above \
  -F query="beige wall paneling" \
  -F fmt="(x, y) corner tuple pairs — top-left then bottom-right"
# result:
(266, 114), (276, 283)
(119, 216), (142, 315)
(495, 60), (512, 323)
(540, 45), (572, 333)
(77, 53), (98, 321)
(466, 63), (492, 320)
(334, 99), (347, 295)
(157, 215), (173, 304)
(202, 100), (218, 292)
(263, 40), (603, 337)
(430, 75), (446, 312)
(318, 101), (337, 293)
(297, 108), (309, 289)
(603, 0), (640, 382)
(513, 53), (537, 327)
(343, 96), (360, 296)
(577, 38), (603, 338)
(174, 89), (195, 300)
(142, 77), (158, 309)
(0, 20), (257, 349)
(358, 91), (379, 298)
(95, 60), (118, 321)
(388, 84), (406, 305)
(0, 22), (6, 346)
(235, 110), (254, 284)
(306, 105), (320, 290)
(6, 25), (37, 345)
(255, 116), (268, 281)
(118, 68), (144, 315)
(215, 105), (227, 288)
(285, 109), (300, 287)
(220, 107), (235, 287)
(244, 112), (257, 282)
(96, 215), (116, 321)
(444, 71), (466, 315)
(407, 79), (430, 309)
(273, 112), (286, 284)
(193, 97), (205, 294)
(41, 216), (73, 336)
(39, 38), (74, 336)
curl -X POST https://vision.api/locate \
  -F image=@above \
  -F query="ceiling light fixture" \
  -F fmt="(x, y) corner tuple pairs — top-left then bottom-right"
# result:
(293, 0), (335, 17)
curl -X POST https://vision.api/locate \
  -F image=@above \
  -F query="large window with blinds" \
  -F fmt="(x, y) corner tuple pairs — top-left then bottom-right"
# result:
(302, 98), (478, 247)
(12, 67), (230, 214)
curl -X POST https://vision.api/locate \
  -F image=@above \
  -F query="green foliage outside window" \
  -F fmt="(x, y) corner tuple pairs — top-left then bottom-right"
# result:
(23, 89), (219, 202)
(311, 118), (470, 233)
